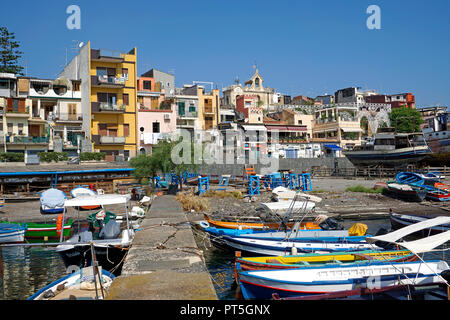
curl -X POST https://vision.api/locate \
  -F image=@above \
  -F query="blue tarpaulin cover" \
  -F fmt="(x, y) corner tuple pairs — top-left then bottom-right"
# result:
(324, 144), (342, 151)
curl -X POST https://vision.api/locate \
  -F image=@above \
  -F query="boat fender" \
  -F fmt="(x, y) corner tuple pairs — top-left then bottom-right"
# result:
(291, 246), (297, 255)
(56, 214), (64, 236)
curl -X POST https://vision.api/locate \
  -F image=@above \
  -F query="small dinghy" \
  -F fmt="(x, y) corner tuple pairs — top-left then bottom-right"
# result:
(40, 189), (66, 214)
(28, 266), (115, 300)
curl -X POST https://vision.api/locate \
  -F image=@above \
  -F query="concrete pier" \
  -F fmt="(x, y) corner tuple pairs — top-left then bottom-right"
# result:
(106, 195), (218, 300)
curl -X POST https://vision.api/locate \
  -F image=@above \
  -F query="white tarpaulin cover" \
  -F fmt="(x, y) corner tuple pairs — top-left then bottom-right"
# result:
(261, 200), (315, 216)
(367, 216), (450, 253)
(64, 194), (131, 207)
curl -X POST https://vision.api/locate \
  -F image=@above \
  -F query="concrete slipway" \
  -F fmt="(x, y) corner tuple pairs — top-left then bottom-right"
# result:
(106, 195), (217, 300)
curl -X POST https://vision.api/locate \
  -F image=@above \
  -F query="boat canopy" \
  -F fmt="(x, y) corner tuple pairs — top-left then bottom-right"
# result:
(64, 194), (131, 207)
(70, 187), (96, 198)
(367, 216), (450, 253)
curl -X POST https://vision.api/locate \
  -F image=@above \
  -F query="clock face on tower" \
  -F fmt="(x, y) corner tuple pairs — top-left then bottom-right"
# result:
(235, 87), (242, 94)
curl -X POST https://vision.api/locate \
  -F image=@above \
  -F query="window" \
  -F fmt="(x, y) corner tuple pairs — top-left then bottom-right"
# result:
(189, 105), (196, 113)
(123, 124), (130, 137)
(153, 122), (160, 133)
(97, 92), (117, 105)
(123, 93), (129, 106)
(122, 68), (129, 80)
(255, 78), (260, 87)
(0, 79), (8, 89)
(68, 104), (77, 120)
(18, 123), (24, 135)
(7, 123), (13, 135)
(178, 102), (185, 116)
(298, 120), (303, 125)
(143, 81), (152, 90)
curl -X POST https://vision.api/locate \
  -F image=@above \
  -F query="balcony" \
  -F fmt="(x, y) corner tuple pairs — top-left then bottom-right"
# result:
(53, 113), (83, 123)
(91, 102), (126, 113)
(6, 135), (50, 145)
(92, 135), (126, 145)
(91, 49), (125, 63)
(91, 75), (126, 88)
(5, 105), (30, 117)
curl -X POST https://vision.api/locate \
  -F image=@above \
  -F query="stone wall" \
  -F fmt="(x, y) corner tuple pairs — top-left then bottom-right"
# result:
(195, 157), (355, 176)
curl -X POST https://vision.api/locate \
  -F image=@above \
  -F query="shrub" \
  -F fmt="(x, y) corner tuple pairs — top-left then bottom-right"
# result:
(176, 193), (210, 212)
(346, 185), (384, 194)
(0, 152), (24, 162)
(38, 152), (68, 163)
(80, 152), (106, 161)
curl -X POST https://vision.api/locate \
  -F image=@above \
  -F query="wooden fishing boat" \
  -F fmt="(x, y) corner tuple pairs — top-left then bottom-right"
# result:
(390, 212), (450, 235)
(395, 172), (450, 202)
(56, 194), (134, 275)
(28, 266), (115, 300)
(385, 181), (427, 202)
(1, 218), (73, 240)
(203, 214), (319, 231)
(238, 217), (450, 299)
(238, 260), (449, 299)
(235, 249), (417, 271)
(0, 223), (26, 243)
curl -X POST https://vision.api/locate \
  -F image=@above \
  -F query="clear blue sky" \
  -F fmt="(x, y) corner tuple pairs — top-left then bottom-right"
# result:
(1, 0), (449, 106)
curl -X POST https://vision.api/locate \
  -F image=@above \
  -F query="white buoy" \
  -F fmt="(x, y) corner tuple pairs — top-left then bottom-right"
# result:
(291, 246), (297, 255)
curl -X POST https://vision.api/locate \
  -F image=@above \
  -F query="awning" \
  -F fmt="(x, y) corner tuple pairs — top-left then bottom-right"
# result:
(324, 144), (342, 151)
(266, 125), (288, 132)
(341, 127), (363, 133)
(242, 125), (267, 131)
(286, 126), (306, 132)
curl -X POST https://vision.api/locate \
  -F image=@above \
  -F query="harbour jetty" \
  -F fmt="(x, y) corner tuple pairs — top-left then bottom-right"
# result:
(105, 195), (217, 300)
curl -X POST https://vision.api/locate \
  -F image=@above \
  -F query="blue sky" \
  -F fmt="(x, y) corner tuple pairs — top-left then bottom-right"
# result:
(1, 0), (449, 106)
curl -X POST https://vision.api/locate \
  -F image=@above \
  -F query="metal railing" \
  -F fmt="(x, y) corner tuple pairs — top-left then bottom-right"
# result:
(6, 136), (50, 144)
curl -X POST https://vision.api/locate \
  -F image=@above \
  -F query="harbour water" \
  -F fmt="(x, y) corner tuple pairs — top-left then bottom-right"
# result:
(0, 217), (448, 300)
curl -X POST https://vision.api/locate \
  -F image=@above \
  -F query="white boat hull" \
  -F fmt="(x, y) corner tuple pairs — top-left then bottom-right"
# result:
(239, 260), (449, 299)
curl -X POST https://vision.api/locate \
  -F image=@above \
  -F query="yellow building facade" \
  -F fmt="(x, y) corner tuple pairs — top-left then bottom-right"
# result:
(88, 45), (138, 161)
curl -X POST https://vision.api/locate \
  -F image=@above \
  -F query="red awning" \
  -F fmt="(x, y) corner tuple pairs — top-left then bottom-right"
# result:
(266, 125), (289, 131)
(286, 126), (306, 132)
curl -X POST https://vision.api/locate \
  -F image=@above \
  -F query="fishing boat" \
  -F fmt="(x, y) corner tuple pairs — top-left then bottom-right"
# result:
(55, 194), (135, 275)
(260, 200), (316, 217)
(203, 213), (320, 231)
(0, 199), (5, 209)
(235, 249), (417, 271)
(271, 186), (322, 203)
(40, 188), (66, 214)
(1, 218), (73, 240)
(221, 232), (379, 256)
(0, 223), (26, 243)
(237, 216), (450, 299)
(343, 129), (431, 168)
(28, 266), (115, 300)
(70, 186), (101, 210)
(396, 172), (450, 202)
(390, 212), (450, 235)
(385, 182), (427, 202)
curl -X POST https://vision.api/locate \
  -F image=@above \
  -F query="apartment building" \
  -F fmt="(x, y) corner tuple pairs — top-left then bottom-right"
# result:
(312, 104), (363, 153)
(60, 42), (138, 161)
(137, 73), (176, 154)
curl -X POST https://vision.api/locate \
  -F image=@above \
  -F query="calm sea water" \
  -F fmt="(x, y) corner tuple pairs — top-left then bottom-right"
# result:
(1, 218), (448, 300)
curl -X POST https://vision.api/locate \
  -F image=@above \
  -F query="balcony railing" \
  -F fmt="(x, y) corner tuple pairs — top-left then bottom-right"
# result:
(6, 135), (50, 144)
(91, 102), (126, 113)
(99, 136), (126, 144)
(91, 75), (126, 87)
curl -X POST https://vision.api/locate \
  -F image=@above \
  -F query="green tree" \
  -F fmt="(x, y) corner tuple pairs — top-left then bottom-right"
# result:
(389, 106), (423, 133)
(130, 138), (202, 189)
(0, 27), (24, 75)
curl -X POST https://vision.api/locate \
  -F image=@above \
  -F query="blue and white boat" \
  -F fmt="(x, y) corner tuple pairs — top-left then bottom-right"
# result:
(28, 266), (115, 300)
(237, 216), (450, 299)
(238, 260), (449, 299)
(0, 223), (26, 243)
(40, 188), (66, 214)
(222, 232), (378, 256)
